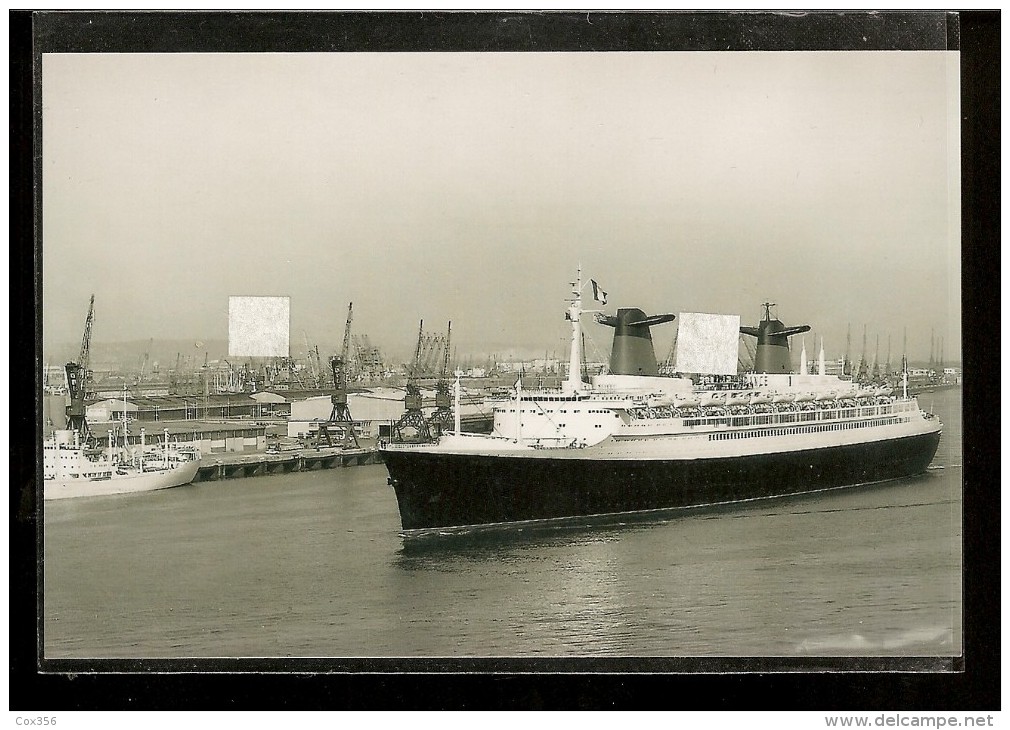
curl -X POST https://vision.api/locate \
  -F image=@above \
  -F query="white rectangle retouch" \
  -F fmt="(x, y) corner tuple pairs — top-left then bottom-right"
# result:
(228, 295), (291, 358)
(674, 312), (741, 375)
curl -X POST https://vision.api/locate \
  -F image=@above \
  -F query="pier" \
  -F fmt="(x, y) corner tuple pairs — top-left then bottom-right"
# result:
(193, 447), (383, 483)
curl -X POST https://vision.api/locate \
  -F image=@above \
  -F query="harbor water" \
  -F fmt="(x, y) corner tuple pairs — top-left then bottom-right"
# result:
(43, 389), (962, 659)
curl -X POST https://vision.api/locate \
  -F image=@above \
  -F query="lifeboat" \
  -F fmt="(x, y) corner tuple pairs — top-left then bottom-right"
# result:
(749, 391), (771, 406)
(700, 391), (728, 407)
(813, 390), (836, 402)
(673, 394), (702, 409)
(771, 391), (795, 404)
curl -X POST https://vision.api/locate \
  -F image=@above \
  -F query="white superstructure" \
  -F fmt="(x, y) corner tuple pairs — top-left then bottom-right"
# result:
(385, 267), (940, 460)
(43, 427), (201, 501)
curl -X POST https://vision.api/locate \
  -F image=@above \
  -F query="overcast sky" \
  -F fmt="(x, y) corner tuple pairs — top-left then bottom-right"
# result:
(42, 51), (960, 364)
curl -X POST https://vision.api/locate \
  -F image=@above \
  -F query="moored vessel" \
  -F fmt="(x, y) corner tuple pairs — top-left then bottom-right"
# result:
(43, 294), (203, 501)
(44, 427), (201, 501)
(380, 269), (942, 535)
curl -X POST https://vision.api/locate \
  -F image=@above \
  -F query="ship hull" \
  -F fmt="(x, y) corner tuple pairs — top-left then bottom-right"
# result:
(383, 431), (941, 533)
(44, 460), (201, 501)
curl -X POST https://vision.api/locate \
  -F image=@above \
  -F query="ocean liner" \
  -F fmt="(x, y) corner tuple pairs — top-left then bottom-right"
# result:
(380, 269), (942, 535)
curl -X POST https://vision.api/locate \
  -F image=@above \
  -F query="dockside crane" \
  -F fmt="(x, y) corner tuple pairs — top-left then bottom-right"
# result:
(313, 345), (324, 389)
(393, 320), (431, 442)
(352, 335), (385, 381)
(170, 352), (182, 394)
(65, 294), (95, 440)
(740, 333), (757, 372)
(318, 302), (359, 449)
(428, 321), (454, 434)
(856, 325), (869, 383)
(302, 330), (319, 388)
(137, 337), (153, 385)
(425, 334), (445, 376)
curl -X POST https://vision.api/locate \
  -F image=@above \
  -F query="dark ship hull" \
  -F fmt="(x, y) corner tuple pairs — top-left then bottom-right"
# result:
(384, 431), (941, 533)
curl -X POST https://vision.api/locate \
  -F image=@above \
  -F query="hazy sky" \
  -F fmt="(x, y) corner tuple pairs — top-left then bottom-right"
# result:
(42, 51), (960, 364)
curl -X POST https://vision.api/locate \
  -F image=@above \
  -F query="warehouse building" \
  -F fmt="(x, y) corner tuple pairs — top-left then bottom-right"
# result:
(82, 422), (267, 455)
(287, 388), (490, 439)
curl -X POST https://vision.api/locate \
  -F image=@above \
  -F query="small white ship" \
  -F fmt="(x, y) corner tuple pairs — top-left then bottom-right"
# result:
(43, 427), (201, 501)
(44, 294), (202, 501)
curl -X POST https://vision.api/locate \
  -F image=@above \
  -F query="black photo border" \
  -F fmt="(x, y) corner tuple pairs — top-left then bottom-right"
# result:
(10, 9), (999, 710)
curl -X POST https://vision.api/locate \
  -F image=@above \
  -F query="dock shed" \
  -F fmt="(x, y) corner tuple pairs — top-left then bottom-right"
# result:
(88, 421), (268, 454)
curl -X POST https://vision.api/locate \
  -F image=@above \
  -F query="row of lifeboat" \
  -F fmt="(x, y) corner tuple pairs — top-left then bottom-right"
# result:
(674, 386), (892, 409)
(626, 387), (897, 420)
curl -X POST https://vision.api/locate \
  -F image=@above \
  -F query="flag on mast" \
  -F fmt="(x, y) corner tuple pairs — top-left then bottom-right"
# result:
(590, 279), (607, 305)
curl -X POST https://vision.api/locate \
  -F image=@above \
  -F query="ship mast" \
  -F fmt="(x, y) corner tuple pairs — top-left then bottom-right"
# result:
(453, 369), (461, 434)
(562, 266), (586, 396)
(122, 383), (129, 463)
(902, 328), (909, 399)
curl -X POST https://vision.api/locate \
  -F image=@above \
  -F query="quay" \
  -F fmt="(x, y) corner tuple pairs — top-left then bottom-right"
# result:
(193, 446), (383, 483)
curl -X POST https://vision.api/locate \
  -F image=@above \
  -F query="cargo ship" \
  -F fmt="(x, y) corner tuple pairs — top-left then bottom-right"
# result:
(43, 295), (203, 501)
(44, 427), (201, 501)
(380, 269), (942, 535)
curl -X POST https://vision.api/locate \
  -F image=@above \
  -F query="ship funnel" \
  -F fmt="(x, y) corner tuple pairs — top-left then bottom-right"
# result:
(739, 303), (811, 374)
(597, 308), (675, 375)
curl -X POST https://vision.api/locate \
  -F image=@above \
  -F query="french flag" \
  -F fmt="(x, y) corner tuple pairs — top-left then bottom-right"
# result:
(591, 279), (607, 305)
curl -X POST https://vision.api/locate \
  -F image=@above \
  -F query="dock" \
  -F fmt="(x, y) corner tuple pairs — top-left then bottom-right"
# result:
(193, 447), (384, 483)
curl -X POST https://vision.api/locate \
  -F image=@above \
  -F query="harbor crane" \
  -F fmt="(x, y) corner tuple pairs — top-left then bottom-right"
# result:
(856, 325), (869, 383)
(65, 294), (95, 440)
(302, 331), (319, 387)
(419, 333), (443, 376)
(317, 302), (359, 449)
(137, 337), (153, 384)
(313, 345), (324, 389)
(393, 320), (431, 442)
(428, 321), (454, 435)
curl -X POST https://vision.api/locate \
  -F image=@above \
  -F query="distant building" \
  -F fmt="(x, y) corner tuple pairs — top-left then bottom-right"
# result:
(133, 381), (172, 397)
(87, 422), (266, 454)
(249, 391), (290, 417)
(69, 393), (283, 424)
(86, 398), (140, 424)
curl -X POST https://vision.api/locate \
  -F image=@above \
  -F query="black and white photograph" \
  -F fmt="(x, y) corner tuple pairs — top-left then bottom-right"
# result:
(15, 10), (997, 712)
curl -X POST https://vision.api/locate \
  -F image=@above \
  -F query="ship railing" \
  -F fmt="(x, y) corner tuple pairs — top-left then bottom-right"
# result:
(380, 431), (514, 449)
(678, 400), (911, 430)
(446, 431), (511, 439)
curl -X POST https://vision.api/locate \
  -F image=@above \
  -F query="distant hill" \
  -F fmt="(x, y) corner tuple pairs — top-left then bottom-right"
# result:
(42, 339), (229, 371)
(41, 337), (568, 373)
